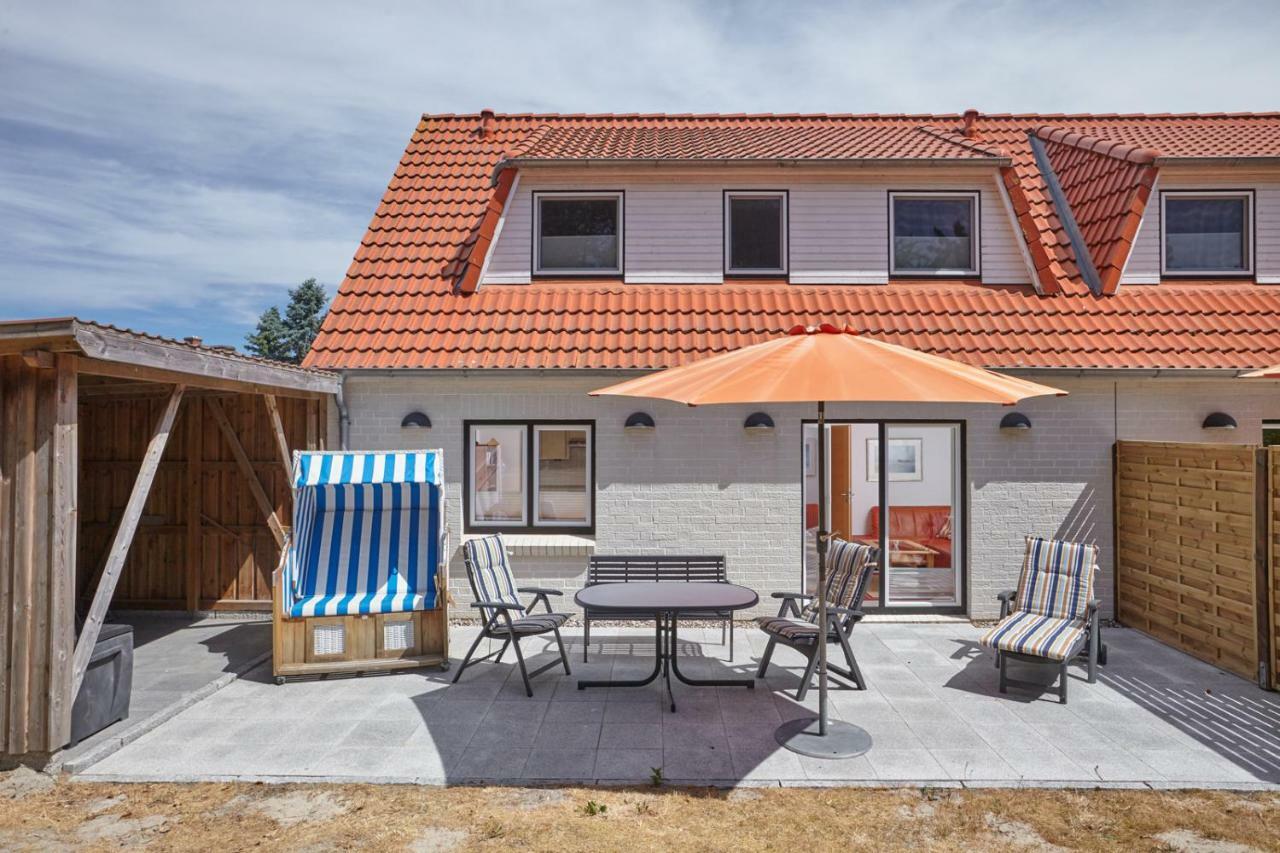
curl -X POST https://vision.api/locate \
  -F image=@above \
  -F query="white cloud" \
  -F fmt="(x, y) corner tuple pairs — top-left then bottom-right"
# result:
(1, 0), (1277, 341)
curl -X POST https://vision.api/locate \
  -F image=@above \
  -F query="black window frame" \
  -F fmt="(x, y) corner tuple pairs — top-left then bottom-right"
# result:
(723, 189), (789, 277)
(1159, 189), (1255, 279)
(463, 419), (596, 535)
(531, 191), (625, 277)
(887, 190), (982, 278)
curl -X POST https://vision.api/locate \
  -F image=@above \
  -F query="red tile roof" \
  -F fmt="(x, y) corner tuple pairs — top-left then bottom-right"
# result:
(307, 112), (1280, 373)
(506, 123), (1007, 163)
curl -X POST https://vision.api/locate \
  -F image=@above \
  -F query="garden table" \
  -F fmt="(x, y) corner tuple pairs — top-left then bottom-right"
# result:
(574, 581), (758, 711)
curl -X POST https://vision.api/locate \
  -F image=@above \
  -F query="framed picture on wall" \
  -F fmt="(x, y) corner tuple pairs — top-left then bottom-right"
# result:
(866, 438), (923, 482)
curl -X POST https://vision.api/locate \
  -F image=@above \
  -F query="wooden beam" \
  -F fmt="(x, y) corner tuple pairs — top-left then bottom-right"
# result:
(70, 384), (184, 699)
(47, 354), (76, 747)
(20, 350), (54, 370)
(262, 395), (294, 485)
(207, 399), (286, 548)
(185, 399), (203, 614)
(76, 357), (328, 400)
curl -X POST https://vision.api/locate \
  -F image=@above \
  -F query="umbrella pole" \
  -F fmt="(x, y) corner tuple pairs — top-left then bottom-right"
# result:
(775, 400), (873, 759)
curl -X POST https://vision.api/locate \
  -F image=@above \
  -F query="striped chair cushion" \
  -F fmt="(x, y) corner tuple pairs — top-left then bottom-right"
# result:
(800, 537), (876, 623)
(754, 616), (824, 645)
(980, 612), (1087, 661)
(462, 534), (522, 620)
(488, 613), (571, 636)
(1015, 536), (1096, 620)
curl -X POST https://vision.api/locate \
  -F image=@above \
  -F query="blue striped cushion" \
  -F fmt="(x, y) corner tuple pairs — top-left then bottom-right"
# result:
(801, 538), (876, 623)
(462, 534), (522, 621)
(980, 612), (1086, 661)
(1016, 537), (1096, 621)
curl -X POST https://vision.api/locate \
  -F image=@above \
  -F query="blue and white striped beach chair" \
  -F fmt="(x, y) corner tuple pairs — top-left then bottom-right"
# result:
(273, 450), (449, 681)
(979, 536), (1107, 704)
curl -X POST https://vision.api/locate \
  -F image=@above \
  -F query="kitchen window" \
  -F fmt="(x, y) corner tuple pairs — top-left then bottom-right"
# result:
(889, 192), (980, 276)
(725, 191), (788, 275)
(466, 421), (594, 532)
(1162, 191), (1253, 276)
(533, 192), (623, 275)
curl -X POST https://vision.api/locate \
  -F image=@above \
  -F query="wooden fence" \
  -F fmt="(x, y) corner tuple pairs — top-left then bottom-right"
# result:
(1115, 441), (1273, 687)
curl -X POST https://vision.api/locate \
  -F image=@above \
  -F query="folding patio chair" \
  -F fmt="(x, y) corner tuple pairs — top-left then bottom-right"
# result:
(454, 534), (572, 696)
(980, 535), (1108, 704)
(754, 538), (878, 700)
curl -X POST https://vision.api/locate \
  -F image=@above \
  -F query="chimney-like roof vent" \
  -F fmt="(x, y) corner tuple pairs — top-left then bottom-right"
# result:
(183, 336), (203, 347)
(962, 108), (980, 139)
(478, 108), (495, 138)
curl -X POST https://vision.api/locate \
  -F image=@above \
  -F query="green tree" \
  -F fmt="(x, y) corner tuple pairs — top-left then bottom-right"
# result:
(245, 278), (328, 364)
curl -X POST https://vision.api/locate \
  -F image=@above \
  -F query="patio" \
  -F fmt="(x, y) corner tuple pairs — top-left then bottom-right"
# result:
(73, 621), (1280, 789)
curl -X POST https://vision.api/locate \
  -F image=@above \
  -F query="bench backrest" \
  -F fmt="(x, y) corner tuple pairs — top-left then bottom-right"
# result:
(587, 555), (726, 585)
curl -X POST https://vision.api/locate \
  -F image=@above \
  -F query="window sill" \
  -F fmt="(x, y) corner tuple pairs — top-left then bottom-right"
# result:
(461, 532), (596, 557)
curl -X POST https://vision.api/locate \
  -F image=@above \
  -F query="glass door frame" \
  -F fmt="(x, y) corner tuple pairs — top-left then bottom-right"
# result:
(801, 417), (968, 615)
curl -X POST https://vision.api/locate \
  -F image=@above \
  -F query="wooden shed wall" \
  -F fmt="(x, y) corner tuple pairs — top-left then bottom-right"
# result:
(0, 354), (76, 754)
(77, 393), (324, 611)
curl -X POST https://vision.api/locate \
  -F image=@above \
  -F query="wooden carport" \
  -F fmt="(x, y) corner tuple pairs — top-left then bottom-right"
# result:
(0, 318), (339, 758)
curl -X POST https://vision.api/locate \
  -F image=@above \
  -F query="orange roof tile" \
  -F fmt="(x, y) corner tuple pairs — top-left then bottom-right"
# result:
(308, 112), (1280, 373)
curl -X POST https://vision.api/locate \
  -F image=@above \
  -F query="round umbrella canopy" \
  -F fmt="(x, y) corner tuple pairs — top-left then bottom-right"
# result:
(590, 323), (1067, 758)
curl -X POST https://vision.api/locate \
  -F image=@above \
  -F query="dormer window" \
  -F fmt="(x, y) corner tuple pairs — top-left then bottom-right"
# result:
(533, 191), (623, 275)
(1162, 192), (1253, 276)
(725, 191), (788, 275)
(890, 192), (980, 276)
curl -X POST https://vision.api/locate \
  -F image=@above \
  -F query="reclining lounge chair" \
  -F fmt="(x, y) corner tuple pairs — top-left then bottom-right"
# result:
(980, 535), (1108, 704)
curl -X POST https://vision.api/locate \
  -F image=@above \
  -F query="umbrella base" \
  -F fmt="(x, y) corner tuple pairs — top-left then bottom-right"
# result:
(774, 717), (873, 759)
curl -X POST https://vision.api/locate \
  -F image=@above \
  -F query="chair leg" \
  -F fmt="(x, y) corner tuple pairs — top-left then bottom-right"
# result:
(756, 637), (777, 679)
(795, 648), (821, 702)
(494, 639), (509, 664)
(509, 635), (534, 698)
(998, 653), (1008, 694)
(1059, 660), (1069, 704)
(453, 629), (487, 684)
(1087, 624), (1099, 684)
(583, 617), (590, 663)
(552, 627), (572, 676)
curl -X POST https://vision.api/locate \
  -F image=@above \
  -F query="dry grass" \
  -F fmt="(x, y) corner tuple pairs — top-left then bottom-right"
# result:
(0, 775), (1277, 851)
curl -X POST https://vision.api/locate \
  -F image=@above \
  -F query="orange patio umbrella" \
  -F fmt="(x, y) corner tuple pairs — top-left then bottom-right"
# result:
(590, 323), (1067, 758)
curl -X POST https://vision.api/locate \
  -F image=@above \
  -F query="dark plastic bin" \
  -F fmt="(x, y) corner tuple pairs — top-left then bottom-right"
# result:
(69, 623), (133, 746)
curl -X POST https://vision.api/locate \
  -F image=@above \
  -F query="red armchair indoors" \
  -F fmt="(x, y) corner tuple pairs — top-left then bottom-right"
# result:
(867, 506), (953, 569)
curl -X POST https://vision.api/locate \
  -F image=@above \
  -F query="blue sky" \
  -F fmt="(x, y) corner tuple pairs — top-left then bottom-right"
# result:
(2, 1), (1278, 347)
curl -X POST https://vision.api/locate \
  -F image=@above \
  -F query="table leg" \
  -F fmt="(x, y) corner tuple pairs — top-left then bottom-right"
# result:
(576, 617), (663, 691)
(669, 617), (755, 690)
(662, 614), (675, 712)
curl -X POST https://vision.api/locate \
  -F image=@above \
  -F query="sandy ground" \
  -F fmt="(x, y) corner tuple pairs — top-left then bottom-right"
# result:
(0, 770), (1277, 851)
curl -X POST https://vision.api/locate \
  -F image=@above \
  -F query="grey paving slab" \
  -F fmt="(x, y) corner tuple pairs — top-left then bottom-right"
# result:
(75, 622), (1280, 790)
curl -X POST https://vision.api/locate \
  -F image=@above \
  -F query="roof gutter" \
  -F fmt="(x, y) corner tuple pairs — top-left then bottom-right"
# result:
(489, 155), (1011, 185)
(1154, 156), (1280, 167)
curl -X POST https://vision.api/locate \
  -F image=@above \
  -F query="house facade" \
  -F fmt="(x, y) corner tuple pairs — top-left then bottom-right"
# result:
(306, 111), (1280, 619)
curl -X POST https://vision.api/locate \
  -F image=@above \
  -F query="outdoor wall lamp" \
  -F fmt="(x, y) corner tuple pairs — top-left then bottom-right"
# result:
(744, 412), (776, 433)
(624, 412), (656, 432)
(400, 411), (432, 429)
(999, 411), (1032, 431)
(1202, 412), (1238, 430)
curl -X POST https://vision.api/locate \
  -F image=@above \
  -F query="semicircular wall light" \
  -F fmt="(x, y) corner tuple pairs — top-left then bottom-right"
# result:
(999, 411), (1032, 431)
(401, 411), (432, 429)
(744, 412), (776, 433)
(624, 412), (656, 432)
(1202, 411), (1237, 430)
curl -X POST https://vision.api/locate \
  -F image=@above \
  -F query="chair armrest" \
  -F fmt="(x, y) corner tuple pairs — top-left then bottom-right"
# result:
(470, 600), (526, 612)
(518, 587), (562, 596)
(771, 592), (813, 601)
(826, 606), (863, 618)
(769, 591), (811, 618)
(996, 589), (1016, 620)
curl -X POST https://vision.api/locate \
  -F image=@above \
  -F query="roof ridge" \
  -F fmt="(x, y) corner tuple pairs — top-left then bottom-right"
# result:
(422, 110), (1280, 122)
(1035, 126), (1161, 164)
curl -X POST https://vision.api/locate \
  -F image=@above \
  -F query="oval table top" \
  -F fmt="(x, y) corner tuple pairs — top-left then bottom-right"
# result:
(575, 581), (759, 613)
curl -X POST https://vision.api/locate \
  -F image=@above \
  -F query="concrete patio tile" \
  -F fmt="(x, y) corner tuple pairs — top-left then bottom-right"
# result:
(1128, 749), (1261, 784)
(728, 734), (806, 780)
(340, 716), (423, 749)
(997, 745), (1090, 781)
(468, 718), (543, 749)
(523, 749), (599, 781)
(857, 719), (924, 750)
(603, 701), (663, 723)
(543, 700), (606, 724)
(595, 748), (664, 782)
(904, 718), (988, 750)
(600, 722), (662, 749)
(662, 722), (728, 752)
(798, 753), (876, 781)
(1065, 745), (1164, 783)
(535, 721), (602, 750)
(551, 679), (602, 702)
(661, 744), (735, 781)
(866, 748), (947, 781)
(440, 680), (505, 702)
(929, 747), (1018, 782)
(454, 745), (531, 781)
(482, 700), (549, 725)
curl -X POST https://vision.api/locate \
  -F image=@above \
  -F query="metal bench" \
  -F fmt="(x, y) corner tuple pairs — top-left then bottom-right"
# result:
(582, 555), (733, 661)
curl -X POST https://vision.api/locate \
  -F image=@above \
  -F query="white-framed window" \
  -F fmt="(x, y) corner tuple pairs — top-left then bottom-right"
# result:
(724, 191), (788, 275)
(1161, 191), (1253, 276)
(889, 191), (980, 276)
(532, 191), (623, 275)
(466, 421), (594, 532)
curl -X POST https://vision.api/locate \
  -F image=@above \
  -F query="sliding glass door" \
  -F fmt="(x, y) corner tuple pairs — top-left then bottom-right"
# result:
(802, 420), (963, 611)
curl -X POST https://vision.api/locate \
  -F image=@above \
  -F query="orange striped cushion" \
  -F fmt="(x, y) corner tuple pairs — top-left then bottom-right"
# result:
(1015, 536), (1096, 621)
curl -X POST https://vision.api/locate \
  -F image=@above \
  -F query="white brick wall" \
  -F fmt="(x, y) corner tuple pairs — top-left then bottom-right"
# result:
(337, 371), (1276, 620)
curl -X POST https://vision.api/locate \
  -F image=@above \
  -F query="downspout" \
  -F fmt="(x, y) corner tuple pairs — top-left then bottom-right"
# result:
(336, 372), (350, 450)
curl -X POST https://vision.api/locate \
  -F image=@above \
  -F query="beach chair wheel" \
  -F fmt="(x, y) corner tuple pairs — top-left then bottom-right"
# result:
(274, 676), (286, 686)
(439, 660), (451, 671)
